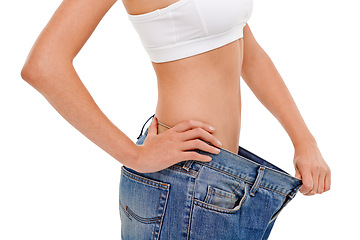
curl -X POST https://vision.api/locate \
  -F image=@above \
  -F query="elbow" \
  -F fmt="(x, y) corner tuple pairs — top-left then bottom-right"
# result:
(20, 62), (36, 83)
(20, 61), (49, 92)
(21, 54), (52, 84)
(21, 61), (53, 93)
(20, 55), (47, 87)
(20, 61), (46, 93)
(20, 54), (72, 91)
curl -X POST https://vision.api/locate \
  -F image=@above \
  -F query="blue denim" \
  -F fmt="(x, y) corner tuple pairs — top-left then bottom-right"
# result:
(119, 115), (302, 239)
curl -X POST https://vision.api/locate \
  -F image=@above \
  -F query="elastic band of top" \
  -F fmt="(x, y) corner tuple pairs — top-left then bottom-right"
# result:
(157, 120), (172, 129)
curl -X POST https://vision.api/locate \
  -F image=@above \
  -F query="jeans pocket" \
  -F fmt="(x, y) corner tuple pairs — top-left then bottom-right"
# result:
(119, 166), (170, 239)
(194, 181), (249, 214)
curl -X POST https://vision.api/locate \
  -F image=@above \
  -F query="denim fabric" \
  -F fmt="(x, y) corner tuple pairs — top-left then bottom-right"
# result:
(119, 115), (302, 239)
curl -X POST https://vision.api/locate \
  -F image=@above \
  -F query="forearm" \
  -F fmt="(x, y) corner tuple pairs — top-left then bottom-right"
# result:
(241, 51), (316, 148)
(21, 62), (138, 167)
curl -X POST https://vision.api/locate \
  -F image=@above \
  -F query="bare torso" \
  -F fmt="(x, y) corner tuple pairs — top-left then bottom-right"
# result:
(123, 0), (244, 154)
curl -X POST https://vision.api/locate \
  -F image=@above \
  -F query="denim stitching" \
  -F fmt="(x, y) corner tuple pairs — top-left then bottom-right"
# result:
(232, 180), (243, 195)
(168, 164), (198, 177)
(289, 184), (302, 199)
(203, 185), (212, 203)
(194, 182), (249, 214)
(196, 183), (248, 214)
(156, 186), (170, 240)
(198, 163), (289, 196)
(215, 146), (302, 181)
(119, 200), (132, 221)
(250, 166), (265, 197)
(125, 205), (163, 224)
(193, 185), (249, 214)
(120, 167), (170, 237)
(182, 160), (194, 171)
(186, 164), (203, 240)
(121, 166), (170, 190)
(152, 187), (163, 240)
(211, 191), (237, 200)
(209, 187), (237, 200)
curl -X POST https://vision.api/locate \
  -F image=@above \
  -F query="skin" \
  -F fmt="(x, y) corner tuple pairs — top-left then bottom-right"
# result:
(21, 0), (331, 196)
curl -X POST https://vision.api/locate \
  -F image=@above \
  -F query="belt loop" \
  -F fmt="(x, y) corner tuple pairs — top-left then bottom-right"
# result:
(137, 114), (155, 140)
(250, 166), (266, 197)
(182, 160), (195, 172)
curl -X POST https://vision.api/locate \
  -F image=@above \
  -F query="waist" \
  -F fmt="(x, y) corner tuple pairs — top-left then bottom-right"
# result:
(154, 93), (241, 154)
(152, 39), (243, 153)
(139, 126), (302, 196)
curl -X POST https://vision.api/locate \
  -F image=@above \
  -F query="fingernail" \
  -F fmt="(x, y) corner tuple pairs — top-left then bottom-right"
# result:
(217, 140), (222, 146)
(209, 125), (215, 131)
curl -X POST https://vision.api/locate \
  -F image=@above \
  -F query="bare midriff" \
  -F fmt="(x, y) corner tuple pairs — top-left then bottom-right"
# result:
(123, 0), (244, 154)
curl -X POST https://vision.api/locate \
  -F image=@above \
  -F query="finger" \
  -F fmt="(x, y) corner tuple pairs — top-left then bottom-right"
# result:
(300, 170), (313, 195)
(306, 171), (318, 196)
(180, 128), (222, 147)
(295, 168), (302, 180)
(324, 171), (331, 192)
(182, 139), (220, 155)
(148, 117), (158, 136)
(172, 119), (215, 133)
(317, 172), (325, 194)
(182, 151), (212, 162)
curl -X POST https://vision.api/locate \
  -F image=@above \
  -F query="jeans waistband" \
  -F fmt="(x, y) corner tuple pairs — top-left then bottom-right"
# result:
(138, 114), (302, 198)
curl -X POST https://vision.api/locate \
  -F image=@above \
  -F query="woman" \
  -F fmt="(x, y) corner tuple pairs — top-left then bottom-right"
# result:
(21, 0), (331, 239)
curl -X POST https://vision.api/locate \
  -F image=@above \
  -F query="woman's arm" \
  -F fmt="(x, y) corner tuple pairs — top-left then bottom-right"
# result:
(20, 0), (141, 167)
(241, 24), (331, 195)
(20, 0), (221, 173)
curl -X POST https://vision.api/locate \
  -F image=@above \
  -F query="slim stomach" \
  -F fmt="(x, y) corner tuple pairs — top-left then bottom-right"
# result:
(152, 39), (244, 154)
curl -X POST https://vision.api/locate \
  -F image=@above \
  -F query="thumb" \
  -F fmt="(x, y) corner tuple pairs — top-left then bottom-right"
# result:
(148, 116), (158, 136)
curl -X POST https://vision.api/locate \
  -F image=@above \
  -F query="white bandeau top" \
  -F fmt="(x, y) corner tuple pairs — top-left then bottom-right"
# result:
(127, 0), (253, 63)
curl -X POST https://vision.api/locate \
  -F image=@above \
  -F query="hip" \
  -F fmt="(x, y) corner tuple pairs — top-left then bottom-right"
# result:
(119, 116), (302, 239)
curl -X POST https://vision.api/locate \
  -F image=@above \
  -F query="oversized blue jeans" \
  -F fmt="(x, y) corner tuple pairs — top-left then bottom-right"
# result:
(119, 114), (302, 239)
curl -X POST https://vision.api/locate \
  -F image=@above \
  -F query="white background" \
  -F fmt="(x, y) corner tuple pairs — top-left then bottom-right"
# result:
(1, 0), (359, 239)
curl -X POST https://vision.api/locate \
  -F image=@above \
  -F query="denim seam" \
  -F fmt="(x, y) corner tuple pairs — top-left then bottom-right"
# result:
(119, 186), (167, 225)
(186, 165), (203, 240)
(167, 164), (198, 177)
(121, 167), (170, 190)
(289, 184), (302, 199)
(210, 190), (237, 200)
(243, 183), (250, 203)
(152, 187), (163, 240)
(252, 183), (286, 196)
(198, 163), (289, 196)
(204, 186), (212, 203)
(157, 186), (170, 240)
(232, 180), (243, 195)
(119, 200), (132, 221)
(216, 147), (302, 182)
(193, 185), (249, 214)
(209, 187), (237, 200)
(125, 205), (163, 224)
(193, 199), (238, 214)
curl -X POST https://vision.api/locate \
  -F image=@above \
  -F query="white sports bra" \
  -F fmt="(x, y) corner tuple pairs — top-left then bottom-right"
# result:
(127, 0), (253, 63)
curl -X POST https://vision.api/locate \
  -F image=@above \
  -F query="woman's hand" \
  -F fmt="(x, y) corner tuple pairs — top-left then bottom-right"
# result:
(130, 117), (222, 173)
(293, 141), (331, 195)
